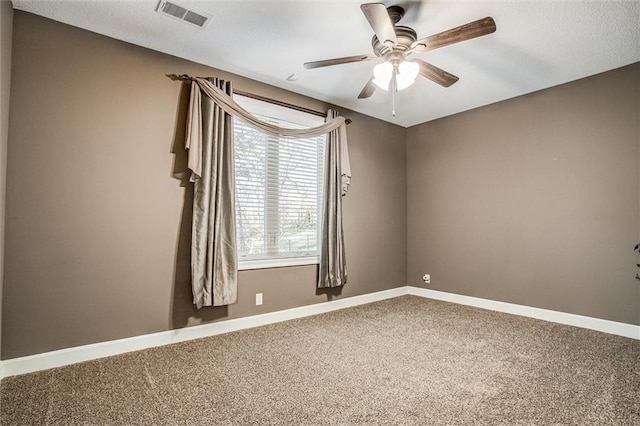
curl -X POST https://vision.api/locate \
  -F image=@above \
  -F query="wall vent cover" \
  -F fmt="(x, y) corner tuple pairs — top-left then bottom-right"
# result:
(157, 1), (211, 28)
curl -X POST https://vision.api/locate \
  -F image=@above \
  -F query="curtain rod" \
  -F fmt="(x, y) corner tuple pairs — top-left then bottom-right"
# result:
(169, 74), (352, 125)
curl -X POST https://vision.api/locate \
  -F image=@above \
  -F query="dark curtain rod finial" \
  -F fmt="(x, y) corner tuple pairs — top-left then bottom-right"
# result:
(167, 73), (195, 81)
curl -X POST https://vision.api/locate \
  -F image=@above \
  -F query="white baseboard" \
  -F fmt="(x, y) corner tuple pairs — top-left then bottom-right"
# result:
(2, 286), (637, 379)
(0, 286), (408, 379)
(408, 286), (640, 340)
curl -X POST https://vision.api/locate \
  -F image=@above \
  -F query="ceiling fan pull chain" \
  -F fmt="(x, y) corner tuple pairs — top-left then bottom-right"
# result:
(392, 89), (396, 117)
(392, 67), (397, 117)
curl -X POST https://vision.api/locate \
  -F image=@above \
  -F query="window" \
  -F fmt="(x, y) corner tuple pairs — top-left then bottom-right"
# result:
(233, 95), (325, 270)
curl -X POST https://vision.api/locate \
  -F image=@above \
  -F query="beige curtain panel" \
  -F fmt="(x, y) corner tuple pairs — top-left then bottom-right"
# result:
(186, 78), (238, 309)
(318, 109), (349, 288)
(185, 77), (352, 306)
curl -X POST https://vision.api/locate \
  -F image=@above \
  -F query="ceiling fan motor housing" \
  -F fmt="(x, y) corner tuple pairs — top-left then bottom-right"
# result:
(372, 26), (417, 56)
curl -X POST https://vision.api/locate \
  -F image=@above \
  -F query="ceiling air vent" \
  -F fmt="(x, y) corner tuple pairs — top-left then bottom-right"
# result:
(157, 1), (211, 29)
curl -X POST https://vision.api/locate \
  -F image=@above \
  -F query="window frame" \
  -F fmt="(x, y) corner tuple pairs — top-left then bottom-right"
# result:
(233, 95), (325, 271)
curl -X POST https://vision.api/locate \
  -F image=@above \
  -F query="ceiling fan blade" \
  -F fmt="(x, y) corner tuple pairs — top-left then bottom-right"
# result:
(304, 54), (375, 69)
(357, 76), (377, 99)
(411, 17), (496, 52)
(414, 59), (459, 87)
(361, 3), (397, 47)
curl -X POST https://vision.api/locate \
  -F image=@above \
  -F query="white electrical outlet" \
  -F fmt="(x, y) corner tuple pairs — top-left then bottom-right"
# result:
(422, 274), (431, 284)
(255, 293), (263, 306)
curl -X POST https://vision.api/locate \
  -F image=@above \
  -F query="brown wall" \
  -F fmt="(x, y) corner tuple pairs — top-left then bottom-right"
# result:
(407, 63), (640, 325)
(2, 12), (407, 359)
(0, 0), (14, 356)
(0, 0), (12, 357)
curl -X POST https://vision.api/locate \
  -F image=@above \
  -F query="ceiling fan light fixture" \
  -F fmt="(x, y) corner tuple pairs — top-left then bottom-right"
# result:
(373, 60), (419, 92)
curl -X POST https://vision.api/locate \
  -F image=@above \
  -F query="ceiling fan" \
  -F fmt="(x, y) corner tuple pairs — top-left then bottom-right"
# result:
(304, 3), (496, 101)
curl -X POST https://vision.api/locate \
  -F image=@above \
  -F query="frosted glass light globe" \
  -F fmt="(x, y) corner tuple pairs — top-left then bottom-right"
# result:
(396, 61), (419, 91)
(372, 62), (393, 91)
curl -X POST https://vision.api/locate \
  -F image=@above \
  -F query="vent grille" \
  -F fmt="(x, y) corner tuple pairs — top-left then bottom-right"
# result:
(183, 10), (208, 27)
(157, 1), (210, 28)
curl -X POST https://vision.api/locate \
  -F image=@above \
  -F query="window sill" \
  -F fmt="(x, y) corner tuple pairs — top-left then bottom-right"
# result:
(238, 256), (319, 271)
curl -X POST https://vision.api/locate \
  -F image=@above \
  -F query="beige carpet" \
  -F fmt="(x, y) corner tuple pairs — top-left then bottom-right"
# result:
(1, 295), (639, 425)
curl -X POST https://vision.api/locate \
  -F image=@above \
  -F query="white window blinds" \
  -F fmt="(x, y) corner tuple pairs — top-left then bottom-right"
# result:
(233, 96), (325, 268)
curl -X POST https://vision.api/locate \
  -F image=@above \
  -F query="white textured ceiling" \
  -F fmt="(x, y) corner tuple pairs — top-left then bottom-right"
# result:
(12, 0), (640, 127)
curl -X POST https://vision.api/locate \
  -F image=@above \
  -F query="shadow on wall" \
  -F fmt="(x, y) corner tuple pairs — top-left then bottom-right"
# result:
(316, 286), (343, 300)
(169, 80), (229, 329)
